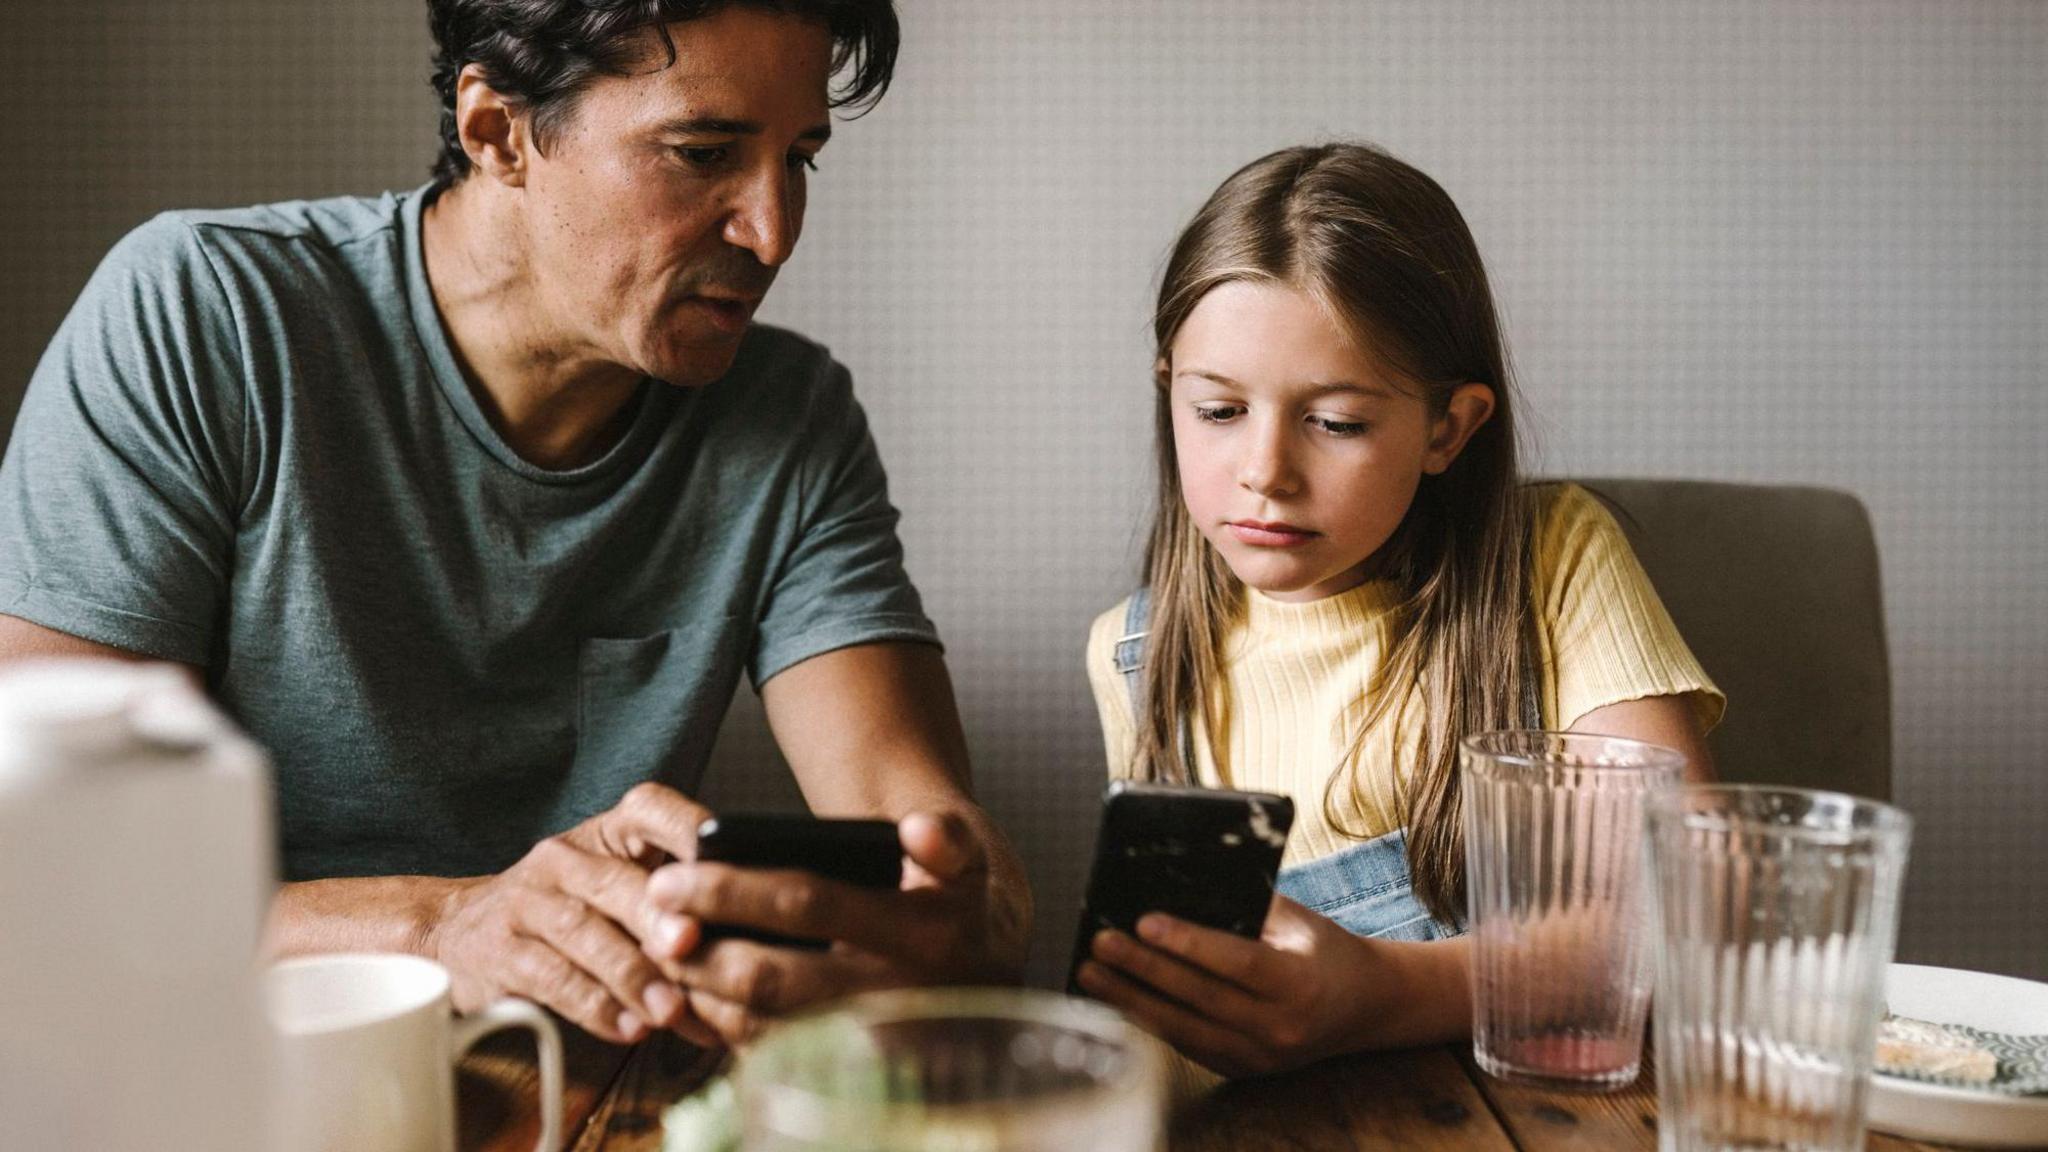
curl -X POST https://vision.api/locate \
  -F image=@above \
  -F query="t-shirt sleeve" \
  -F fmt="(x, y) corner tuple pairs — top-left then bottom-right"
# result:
(0, 215), (246, 663)
(1535, 484), (1727, 733)
(1084, 601), (1141, 780)
(749, 359), (940, 686)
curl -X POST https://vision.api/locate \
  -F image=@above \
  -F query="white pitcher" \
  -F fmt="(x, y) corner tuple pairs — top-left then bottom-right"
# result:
(0, 659), (275, 1152)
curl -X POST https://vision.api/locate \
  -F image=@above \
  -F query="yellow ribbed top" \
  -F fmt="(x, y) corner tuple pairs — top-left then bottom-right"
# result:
(1085, 483), (1725, 870)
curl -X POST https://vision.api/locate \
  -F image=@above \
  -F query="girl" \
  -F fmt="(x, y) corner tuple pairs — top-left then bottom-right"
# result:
(1077, 142), (1724, 1079)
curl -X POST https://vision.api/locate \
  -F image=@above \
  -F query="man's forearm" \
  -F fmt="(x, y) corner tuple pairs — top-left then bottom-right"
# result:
(266, 875), (477, 959)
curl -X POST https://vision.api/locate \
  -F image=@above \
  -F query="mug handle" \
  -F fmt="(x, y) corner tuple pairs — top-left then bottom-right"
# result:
(452, 998), (564, 1152)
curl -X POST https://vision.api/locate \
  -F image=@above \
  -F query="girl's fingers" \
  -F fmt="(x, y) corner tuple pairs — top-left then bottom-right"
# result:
(1091, 929), (1270, 1032)
(1074, 960), (1259, 1076)
(1133, 913), (1279, 994)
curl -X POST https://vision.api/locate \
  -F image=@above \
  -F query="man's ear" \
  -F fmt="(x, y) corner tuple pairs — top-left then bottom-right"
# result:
(1421, 382), (1496, 475)
(453, 63), (530, 187)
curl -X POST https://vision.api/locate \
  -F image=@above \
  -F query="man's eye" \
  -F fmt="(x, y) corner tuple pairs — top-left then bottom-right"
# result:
(1193, 405), (1243, 424)
(788, 152), (819, 173)
(675, 145), (732, 168)
(1311, 416), (1369, 436)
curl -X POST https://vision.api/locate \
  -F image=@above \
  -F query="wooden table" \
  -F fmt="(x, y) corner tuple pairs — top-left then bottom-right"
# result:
(459, 1027), (1964, 1151)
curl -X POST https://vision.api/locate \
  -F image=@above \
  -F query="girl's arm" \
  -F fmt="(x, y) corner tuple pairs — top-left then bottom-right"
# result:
(1083, 691), (1710, 1077)
(1574, 693), (1717, 783)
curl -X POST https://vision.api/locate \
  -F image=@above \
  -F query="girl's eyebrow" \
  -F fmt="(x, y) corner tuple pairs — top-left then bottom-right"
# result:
(1303, 380), (1397, 400)
(1175, 368), (1396, 400)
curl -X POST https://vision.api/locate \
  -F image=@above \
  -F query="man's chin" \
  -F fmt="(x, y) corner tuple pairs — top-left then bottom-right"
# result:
(642, 333), (747, 388)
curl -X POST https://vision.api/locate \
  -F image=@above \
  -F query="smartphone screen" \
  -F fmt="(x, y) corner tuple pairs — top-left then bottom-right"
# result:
(693, 813), (903, 949)
(1066, 782), (1294, 992)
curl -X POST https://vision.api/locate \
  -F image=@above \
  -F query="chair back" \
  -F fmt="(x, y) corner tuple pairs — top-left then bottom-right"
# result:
(1574, 478), (1891, 801)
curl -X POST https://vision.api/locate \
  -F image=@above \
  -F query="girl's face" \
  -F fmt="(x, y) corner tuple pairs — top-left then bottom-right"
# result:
(1168, 281), (1491, 603)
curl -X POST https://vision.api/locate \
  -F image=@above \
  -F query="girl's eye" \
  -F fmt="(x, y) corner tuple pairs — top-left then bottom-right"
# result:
(788, 152), (819, 173)
(1193, 404), (1244, 425)
(1311, 415), (1369, 436)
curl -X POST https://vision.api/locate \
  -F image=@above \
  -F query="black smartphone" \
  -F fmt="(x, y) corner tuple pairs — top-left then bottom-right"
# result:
(1066, 781), (1295, 994)
(692, 813), (903, 950)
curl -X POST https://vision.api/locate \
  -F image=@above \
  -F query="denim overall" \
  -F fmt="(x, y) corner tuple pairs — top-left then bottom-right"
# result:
(1114, 588), (1506, 943)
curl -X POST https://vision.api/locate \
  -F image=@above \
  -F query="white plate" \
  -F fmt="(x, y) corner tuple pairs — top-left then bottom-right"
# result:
(1868, 963), (2048, 1148)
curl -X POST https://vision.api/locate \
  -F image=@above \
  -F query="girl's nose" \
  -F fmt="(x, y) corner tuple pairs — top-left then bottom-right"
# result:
(1236, 421), (1301, 498)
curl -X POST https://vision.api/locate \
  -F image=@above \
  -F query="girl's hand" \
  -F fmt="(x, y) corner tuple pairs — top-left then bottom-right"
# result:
(1075, 894), (1387, 1078)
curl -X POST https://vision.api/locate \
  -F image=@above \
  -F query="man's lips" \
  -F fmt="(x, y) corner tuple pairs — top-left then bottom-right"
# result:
(678, 293), (760, 335)
(1227, 520), (1319, 547)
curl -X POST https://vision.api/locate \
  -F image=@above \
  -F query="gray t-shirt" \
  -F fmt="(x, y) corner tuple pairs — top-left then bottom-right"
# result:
(0, 187), (939, 880)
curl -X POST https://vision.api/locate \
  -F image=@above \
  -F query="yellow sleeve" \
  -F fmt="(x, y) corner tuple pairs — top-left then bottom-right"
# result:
(1532, 484), (1727, 733)
(1085, 599), (1144, 780)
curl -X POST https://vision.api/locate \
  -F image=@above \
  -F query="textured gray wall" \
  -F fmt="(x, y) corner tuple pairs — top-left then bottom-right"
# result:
(3, 1), (2042, 987)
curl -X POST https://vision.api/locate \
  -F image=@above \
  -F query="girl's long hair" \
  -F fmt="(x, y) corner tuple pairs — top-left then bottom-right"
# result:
(1139, 142), (1529, 920)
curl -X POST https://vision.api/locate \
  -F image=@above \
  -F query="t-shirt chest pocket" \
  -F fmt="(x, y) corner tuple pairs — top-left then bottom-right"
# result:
(570, 615), (747, 816)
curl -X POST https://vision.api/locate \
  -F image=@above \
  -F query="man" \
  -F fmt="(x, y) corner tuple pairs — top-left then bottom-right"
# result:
(0, 0), (1030, 1047)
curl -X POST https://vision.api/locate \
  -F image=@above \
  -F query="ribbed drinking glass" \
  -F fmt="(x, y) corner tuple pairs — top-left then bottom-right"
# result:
(1646, 786), (1911, 1152)
(1463, 730), (1687, 1090)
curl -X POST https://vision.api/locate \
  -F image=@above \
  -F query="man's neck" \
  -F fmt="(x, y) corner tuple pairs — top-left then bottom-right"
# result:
(420, 180), (645, 470)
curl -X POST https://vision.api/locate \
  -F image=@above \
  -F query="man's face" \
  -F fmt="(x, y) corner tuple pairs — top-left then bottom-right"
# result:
(519, 7), (834, 387)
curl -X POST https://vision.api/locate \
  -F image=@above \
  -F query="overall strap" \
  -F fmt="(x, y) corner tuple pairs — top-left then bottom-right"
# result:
(1112, 588), (1197, 778)
(1114, 587), (1151, 709)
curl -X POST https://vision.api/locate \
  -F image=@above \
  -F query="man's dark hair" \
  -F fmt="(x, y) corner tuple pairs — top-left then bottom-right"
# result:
(427, 0), (899, 188)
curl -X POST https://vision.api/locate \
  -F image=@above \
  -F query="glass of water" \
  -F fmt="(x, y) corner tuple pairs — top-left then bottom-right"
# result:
(1462, 730), (1687, 1090)
(736, 987), (1165, 1152)
(1646, 786), (1911, 1152)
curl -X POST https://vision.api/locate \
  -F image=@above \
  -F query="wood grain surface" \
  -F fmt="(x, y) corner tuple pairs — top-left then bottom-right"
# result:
(461, 1028), (1979, 1151)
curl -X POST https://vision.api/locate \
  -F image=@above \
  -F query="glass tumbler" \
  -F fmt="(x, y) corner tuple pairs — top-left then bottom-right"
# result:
(736, 987), (1165, 1152)
(1463, 729), (1687, 1089)
(1646, 786), (1911, 1152)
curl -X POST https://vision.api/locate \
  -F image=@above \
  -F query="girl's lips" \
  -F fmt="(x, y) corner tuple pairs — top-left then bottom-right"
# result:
(1227, 522), (1318, 547)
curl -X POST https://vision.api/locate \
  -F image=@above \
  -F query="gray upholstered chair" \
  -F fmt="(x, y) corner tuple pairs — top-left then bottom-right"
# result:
(1574, 478), (1892, 801)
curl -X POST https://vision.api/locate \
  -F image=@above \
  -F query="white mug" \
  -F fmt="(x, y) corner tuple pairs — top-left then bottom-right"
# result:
(267, 952), (563, 1152)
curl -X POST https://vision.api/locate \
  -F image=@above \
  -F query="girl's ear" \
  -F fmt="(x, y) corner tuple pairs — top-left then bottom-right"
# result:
(1421, 382), (1496, 475)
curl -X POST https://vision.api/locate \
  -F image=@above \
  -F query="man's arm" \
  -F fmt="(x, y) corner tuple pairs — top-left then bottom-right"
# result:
(0, 615), (172, 666)
(765, 640), (1032, 971)
(268, 787), (713, 1046)
(643, 641), (1034, 1042)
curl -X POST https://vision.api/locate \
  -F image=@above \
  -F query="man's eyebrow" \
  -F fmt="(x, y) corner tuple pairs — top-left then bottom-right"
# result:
(655, 116), (833, 144)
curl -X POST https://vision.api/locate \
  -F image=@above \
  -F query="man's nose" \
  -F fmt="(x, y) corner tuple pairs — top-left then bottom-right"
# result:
(722, 164), (799, 268)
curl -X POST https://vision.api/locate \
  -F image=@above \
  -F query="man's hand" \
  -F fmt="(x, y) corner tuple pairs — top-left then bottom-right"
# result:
(422, 783), (714, 1045)
(639, 809), (1018, 1043)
